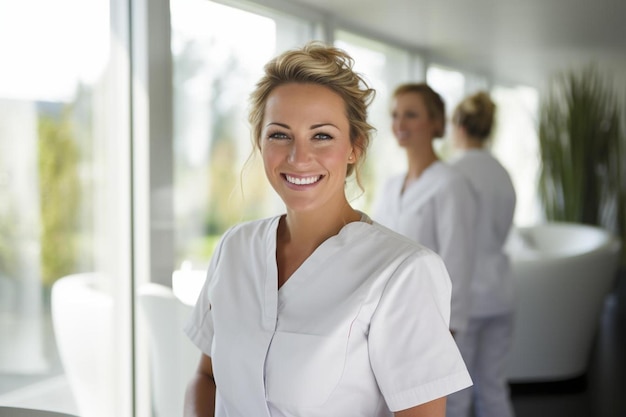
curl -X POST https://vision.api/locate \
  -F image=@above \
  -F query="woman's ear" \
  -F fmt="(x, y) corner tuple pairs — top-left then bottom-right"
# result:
(348, 146), (361, 164)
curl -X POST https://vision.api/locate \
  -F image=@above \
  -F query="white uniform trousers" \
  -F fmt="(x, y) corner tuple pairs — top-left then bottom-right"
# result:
(447, 313), (515, 417)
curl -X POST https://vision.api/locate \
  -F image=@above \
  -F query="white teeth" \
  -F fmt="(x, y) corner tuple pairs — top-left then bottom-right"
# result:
(285, 175), (321, 185)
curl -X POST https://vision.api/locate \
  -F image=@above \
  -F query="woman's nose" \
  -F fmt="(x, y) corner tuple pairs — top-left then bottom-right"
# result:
(288, 139), (310, 164)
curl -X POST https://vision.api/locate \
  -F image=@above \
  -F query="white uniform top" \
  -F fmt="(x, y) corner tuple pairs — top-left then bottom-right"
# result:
(450, 149), (517, 317)
(185, 215), (472, 417)
(372, 161), (477, 332)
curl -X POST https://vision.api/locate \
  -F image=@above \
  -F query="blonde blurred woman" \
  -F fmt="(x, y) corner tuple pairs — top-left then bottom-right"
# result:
(373, 83), (478, 337)
(447, 91), (517, 417)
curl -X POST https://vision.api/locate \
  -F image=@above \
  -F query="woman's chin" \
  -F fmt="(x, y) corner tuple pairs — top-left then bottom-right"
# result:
(395, 139), (410, 148)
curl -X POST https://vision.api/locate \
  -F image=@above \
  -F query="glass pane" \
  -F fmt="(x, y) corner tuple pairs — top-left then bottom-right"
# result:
(427, 64), (466, 158)
(0, 1), (132, 416)
(491, 85), (541, 227)
(334, 30), (411, 211)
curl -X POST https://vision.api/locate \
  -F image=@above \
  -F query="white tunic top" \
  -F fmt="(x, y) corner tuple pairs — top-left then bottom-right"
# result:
(372, 161), (478, 332)
(450, 149), (517, 317)
(185, 215), (472, 417)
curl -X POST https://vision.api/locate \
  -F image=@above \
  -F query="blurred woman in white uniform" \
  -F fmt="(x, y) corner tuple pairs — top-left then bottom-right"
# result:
(446, 91), (517, 417)
(183, 43), (472, 417)
(372, 83), (478, 336)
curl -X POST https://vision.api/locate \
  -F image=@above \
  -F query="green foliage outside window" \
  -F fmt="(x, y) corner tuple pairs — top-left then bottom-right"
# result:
(38, 109), (81, 287)
(0, 207), (18, 279)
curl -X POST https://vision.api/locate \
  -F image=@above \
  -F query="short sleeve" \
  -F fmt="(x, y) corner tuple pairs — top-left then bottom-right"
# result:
(183, 228), (231, 357)
(368, 250), (472, 411)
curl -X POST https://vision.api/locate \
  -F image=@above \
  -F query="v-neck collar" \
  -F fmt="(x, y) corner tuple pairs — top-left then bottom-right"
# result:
(400, 161), (442, 197)
(262, 215), (373, 320)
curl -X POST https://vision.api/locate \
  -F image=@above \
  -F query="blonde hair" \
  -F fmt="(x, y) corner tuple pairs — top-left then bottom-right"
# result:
(392, 83), (446, 138)
(453, 91), (496, 141)
(248, 41), (376, 181)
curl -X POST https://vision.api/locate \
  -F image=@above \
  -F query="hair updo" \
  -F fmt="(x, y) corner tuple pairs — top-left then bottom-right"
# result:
(452, 91), (496, 141)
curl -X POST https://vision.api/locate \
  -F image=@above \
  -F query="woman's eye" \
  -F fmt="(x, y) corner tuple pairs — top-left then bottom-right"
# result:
(313, 133), (333, 140)
(268, 132), (289, 140)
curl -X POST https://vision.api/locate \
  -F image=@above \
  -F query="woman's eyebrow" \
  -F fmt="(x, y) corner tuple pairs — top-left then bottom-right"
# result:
(265, 122), (289, 128)
(264, 122), (339, 129)
(311, 123), (338, 129)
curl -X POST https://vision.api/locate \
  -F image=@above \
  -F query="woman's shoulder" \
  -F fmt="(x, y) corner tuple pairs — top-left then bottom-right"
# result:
(430, 160), (463, 178)
(368, 220), (440, 260)
(429, 160), (473, 189)
(451, 150), (513, 185)
(453, 149), (505, 171)
(219, 215), (280, 245)
(231, 214), (278, 230)
(378, 173), (404, 189)
(364, 221), (452, 287)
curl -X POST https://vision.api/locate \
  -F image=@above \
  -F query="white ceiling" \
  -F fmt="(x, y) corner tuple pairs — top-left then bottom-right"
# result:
(291, 0), (626, 90)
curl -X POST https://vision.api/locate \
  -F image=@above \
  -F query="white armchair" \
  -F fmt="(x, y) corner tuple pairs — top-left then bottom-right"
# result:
(504, 222), (621, 382)
(51, 273), (117, 417)
(137, 283), (198, 417)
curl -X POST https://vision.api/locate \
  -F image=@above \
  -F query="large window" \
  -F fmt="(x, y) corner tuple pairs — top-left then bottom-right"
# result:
(0, 0), (132, 416)
(491, 85), (541, 226)
(426, 64), (467, 159)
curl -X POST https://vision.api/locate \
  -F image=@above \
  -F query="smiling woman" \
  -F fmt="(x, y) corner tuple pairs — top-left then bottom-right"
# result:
(182, 41), (472, 417)
(260, 83), (356, 216)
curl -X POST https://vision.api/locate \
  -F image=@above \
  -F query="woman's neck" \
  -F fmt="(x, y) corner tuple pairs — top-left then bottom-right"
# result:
(405, 146), (439, 182)
(458, 135), (485, 150)
(275, 202), (361, 288)
(281, 202), (361, 252)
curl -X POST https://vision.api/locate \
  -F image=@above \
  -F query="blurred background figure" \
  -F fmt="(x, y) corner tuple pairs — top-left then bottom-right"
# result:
(372, 83), (477, 337)
(446, 91), (517, 417)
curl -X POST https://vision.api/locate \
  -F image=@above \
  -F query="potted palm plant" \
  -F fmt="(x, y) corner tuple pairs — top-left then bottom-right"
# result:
(537, 66), (625, 262)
